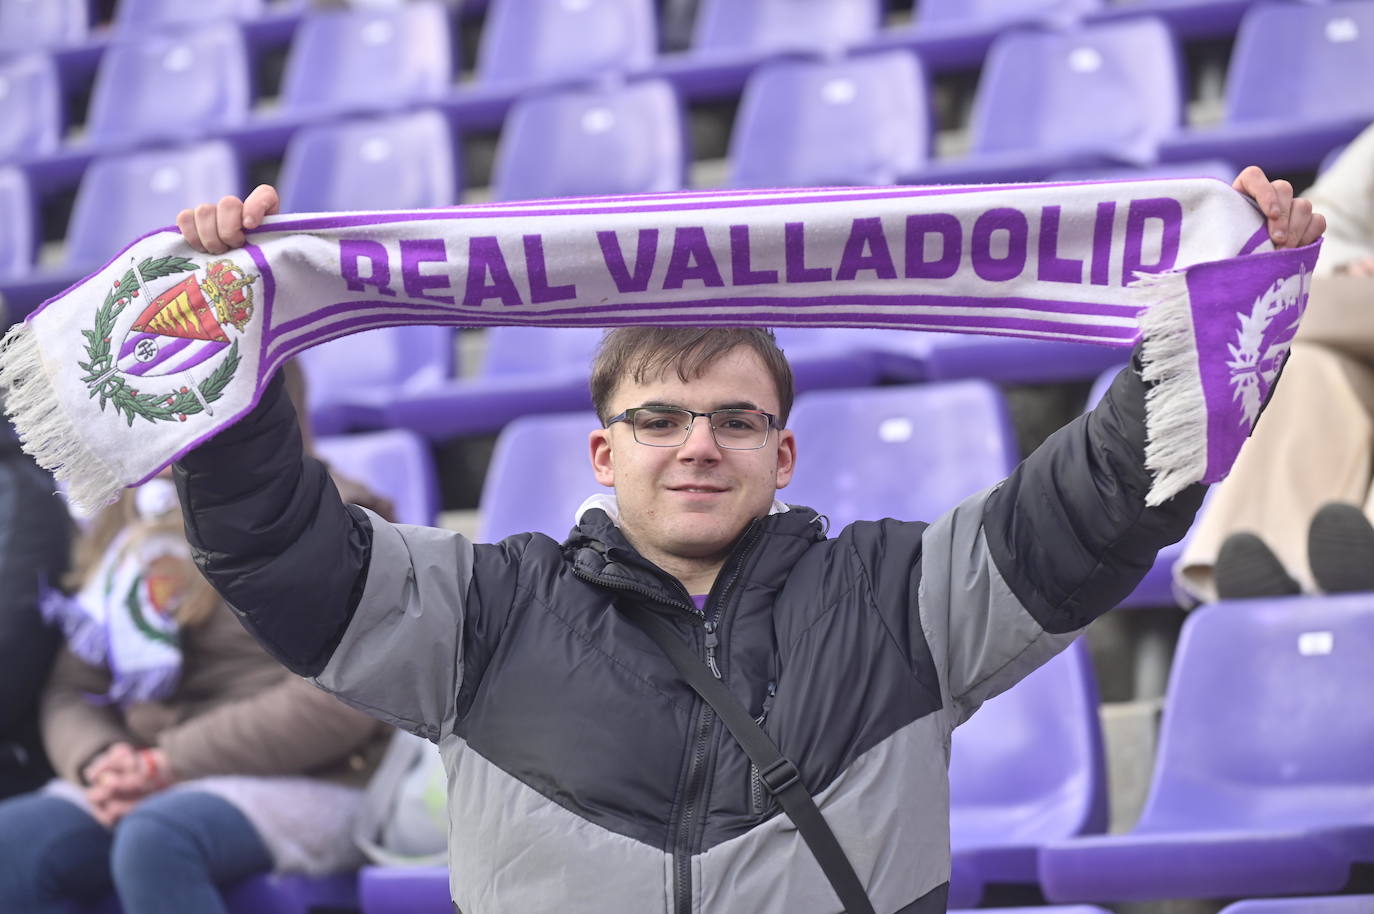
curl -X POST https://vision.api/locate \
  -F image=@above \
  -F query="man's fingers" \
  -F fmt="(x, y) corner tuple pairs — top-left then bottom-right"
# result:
(243, 184), (280, 229)
(216, 195), (246, 249)
(194, 203), (227, 254)
(1233, 165), (1281, 218)
(176, 208), (204, 252)
(1269, 179), (1294, 244)
(1301, 210), (1327, 248)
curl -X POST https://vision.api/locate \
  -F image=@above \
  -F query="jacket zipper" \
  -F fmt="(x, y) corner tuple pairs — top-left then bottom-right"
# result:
(749, 680), (778, 815)
(573, 520), (764, 914)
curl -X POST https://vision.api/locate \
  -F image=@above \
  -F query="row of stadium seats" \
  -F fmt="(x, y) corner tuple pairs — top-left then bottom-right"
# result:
(6, 0), (1371, 176)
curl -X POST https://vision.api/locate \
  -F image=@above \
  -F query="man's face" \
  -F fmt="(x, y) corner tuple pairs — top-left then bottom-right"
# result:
(589, 346), (796, 570)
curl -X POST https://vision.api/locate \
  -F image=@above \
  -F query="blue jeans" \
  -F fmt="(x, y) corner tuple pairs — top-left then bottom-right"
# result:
(0, 788), (273, 914)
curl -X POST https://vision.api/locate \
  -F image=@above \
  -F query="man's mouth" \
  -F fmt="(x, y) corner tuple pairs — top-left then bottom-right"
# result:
(669, 485), (728, 494)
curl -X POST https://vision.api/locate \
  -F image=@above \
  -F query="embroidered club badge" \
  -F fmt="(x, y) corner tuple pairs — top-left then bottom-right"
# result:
(79, 256), (259, 426)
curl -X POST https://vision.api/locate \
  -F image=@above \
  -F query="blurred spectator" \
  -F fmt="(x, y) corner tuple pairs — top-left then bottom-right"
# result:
(1179, 122), (1374, 600)
(0, 478), (392, 914)
(0, 414), (72, 801)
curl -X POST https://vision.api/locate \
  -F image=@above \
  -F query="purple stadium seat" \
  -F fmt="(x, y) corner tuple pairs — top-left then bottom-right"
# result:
(297, 326), (456, 436)
(74, 872), (358, 914)
(359, 864), (452, 914)
(314, 428), (441, 527)
(871, 0), (1100, 72)
(1040, 593), (1374, 902)
(782, 381), (1018, 529)
(1159, 2), (1374, 173)
(1219, 897), (1374, 914)
(947, 639), (1107, 907)
(1089, 0), (1270, 41)
(653, 0), (884, 99)
(0, 166), (34, 280)
(727, 50), (930, 188)
(0, 0), (87, 54)
(280, 2), (453, 118)
(382, 327), (603, 442)
(114, 0), (266, 29)
(490, 78), (685, 201)
(64, 141), (241, 271)
(905, 17), (1184, 185)
(278, 109), (459, 213)
(477, 410), (602, 542)
(85, 22), (251, 150)
(0, 53), (61, 161)
(474, 0), (656, 87)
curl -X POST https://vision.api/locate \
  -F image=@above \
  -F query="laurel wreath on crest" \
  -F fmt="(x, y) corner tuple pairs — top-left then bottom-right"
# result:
(78, 256), (241, 427)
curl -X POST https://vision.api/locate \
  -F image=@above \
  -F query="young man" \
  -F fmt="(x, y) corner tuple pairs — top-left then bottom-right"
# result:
(173, 173), (1321, 913)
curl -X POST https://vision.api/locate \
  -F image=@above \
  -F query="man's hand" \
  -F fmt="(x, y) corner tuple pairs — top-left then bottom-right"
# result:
(1233, 166), (1326, 249)
(177, 184), (280, 254)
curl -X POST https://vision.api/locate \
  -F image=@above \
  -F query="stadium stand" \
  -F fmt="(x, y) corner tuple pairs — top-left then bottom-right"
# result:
(2, 2), (1372, 910)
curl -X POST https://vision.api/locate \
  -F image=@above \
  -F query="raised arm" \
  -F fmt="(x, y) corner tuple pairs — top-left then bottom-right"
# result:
(171, 189), (496, 739)
(912, 168), (1324, 719)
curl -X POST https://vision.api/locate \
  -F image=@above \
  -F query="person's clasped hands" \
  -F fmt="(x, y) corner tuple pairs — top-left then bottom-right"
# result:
(80, 741), (174, 828)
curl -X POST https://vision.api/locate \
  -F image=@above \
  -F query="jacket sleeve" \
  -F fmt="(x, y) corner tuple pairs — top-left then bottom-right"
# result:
(157, 673), (388, 780)
(173, 370), (372, 678)
(914, 356), (1205, 723)
(173, 370), (507, 742)
(40, 648), (135, 784)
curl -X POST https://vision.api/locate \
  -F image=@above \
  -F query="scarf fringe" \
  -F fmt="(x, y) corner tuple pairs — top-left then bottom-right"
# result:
(0, 322), (122, 514)
(1134, 269), (1208, 506)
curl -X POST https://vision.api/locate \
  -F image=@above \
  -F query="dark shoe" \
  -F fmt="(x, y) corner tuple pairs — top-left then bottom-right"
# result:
(1308, 502), (1374, 594)
(1215, 532), (1301, 600)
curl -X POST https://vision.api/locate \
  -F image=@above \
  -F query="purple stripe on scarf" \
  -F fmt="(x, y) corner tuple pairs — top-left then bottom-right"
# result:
(121, 338), (193, 376)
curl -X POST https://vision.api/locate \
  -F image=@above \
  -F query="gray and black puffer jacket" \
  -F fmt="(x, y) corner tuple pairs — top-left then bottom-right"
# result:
(174, 360), (1203, 914)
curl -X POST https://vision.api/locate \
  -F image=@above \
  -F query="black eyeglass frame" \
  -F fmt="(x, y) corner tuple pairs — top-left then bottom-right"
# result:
(605, 406), (781, 450)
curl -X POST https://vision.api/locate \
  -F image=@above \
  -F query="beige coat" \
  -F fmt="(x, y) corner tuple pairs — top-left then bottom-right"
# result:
(42, 598), (391, 788)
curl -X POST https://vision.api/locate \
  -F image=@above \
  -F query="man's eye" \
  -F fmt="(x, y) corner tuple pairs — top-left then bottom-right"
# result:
(641, 418), (678, 430)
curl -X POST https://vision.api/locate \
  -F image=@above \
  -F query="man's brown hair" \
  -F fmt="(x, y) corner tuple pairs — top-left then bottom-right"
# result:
(589, 328), (796, 426)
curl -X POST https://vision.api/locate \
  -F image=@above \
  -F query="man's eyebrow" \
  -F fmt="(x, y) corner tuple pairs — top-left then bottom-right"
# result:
(636, 400), (763, 411)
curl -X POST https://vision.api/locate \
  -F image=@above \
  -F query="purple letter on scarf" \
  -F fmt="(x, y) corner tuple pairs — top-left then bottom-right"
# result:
(341, 240), (397, 296)
(905, 214), (961, 280)
(663, 227), (726, 289)
(524, 235), (577, 304)
(598, 229), (659, 293)
(836, 218), (897, 281)
(1037, 206), (1083, 285)
(729, 225), (779, 286)
(1123, 197), (1183, 283)
(464, 237), (523, 307)
(785, 223), (831, 283)
(971, 208), (1028, 283)
(401, 239), (455, 304)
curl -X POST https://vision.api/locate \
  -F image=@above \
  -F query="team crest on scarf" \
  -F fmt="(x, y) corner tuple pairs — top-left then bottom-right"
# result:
(1225, 265), (1309, 429)
(79, 255), (258, 426)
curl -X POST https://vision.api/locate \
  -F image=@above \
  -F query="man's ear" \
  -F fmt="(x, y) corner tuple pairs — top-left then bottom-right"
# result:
(774, 428), (796, 489)
(590, 428), (615, 487)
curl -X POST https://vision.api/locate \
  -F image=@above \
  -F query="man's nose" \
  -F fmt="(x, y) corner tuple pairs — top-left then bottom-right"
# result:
(677, 418), (721, 461)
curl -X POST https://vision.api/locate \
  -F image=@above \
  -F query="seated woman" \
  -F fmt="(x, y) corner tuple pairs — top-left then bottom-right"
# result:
(0, 473), (393, 914)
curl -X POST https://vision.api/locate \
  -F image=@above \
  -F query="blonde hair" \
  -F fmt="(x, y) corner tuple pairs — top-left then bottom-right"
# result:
(65, 489), (219, 629)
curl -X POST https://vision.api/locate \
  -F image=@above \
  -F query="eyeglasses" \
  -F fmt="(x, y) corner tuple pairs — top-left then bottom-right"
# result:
(606, 406), (780, 450)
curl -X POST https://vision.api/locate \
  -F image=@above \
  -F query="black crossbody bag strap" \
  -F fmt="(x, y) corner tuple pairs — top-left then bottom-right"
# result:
(624, 605), (877, 914)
